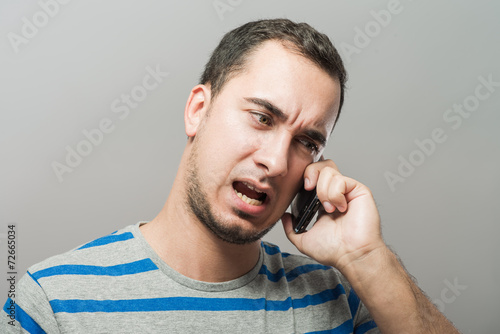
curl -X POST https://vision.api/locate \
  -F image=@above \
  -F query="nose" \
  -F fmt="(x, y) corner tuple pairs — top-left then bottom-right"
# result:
(253, 133), (290, 178)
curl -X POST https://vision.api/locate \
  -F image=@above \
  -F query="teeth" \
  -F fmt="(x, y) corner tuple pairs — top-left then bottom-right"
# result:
(235, 189), (263, 206)
(243, 182), (264, 194)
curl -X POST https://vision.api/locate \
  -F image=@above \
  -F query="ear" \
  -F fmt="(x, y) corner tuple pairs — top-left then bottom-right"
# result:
(184, 84), (211, 137)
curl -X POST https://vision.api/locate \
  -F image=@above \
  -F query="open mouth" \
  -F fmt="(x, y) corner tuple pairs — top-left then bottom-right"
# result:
(233, 181), (267, 206)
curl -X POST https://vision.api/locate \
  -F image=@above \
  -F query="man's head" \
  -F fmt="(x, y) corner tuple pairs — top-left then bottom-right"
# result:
(200, 18), (347, 124)
(182, 19), (345, 245)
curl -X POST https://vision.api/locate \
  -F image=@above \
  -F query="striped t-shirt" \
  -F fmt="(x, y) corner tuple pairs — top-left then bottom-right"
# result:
(2, 222), (379, 333)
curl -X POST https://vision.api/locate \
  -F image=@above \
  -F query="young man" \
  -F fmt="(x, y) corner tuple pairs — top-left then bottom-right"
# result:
(2, 19), (459, 333)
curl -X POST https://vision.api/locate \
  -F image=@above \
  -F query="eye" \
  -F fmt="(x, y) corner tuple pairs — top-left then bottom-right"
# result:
(297, 138), (319, 154)
(252, 113), (273, 126)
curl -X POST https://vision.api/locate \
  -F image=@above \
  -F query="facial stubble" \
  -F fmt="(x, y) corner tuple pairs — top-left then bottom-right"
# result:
(185, 133), (276, 245)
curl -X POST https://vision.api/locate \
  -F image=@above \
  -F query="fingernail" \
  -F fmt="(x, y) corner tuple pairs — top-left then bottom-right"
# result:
(322, 201), (334, 212)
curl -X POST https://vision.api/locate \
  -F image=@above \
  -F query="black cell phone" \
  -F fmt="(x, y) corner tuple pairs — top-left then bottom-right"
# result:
(291, 187), (321, 233)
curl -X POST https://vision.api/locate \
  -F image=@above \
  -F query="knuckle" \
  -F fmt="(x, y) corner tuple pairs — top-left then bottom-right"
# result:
(327, 192), (338, 203)
(327, 188), (342, 202)
(324, 159), (338, 170)
(331, 173), (343, 181)
(322, 166), (337, 177)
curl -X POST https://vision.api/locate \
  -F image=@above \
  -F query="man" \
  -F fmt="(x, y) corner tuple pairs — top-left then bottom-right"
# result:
(2, 19), (459, 333)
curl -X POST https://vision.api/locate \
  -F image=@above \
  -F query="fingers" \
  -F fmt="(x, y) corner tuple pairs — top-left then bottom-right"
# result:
(317, 168), (349, 213)
(304, 159), (357, 214)
(303, 159), (339, 191)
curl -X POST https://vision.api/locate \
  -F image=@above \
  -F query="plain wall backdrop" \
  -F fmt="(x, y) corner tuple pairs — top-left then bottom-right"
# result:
(1, 1), (499, 332)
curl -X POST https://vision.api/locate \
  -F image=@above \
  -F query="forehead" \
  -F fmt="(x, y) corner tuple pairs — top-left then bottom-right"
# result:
(218, 40), (341, 134)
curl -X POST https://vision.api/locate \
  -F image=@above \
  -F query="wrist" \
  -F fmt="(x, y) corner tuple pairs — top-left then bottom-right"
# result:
(336, 241), (390, 278)
(338, 244), (406, 299)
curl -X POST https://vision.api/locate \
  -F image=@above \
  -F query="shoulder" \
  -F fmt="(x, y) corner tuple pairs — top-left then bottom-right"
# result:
(26, 222), (153, 286)
(2, 223), (151, 332)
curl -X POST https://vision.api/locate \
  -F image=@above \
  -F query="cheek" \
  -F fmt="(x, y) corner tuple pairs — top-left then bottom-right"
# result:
(216, 114), (261, 155)
(282, 157), (309, 198)
(282, 180), (302, 205)
(196, 116), (253, 179)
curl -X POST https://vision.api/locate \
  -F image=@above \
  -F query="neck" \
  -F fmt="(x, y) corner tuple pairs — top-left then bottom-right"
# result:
(140, 151), (261, 283)
(141, 201), (261, 282)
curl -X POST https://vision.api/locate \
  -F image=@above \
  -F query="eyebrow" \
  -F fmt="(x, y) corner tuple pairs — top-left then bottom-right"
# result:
(243, 97), (327, 147)
(244, 97), (287, 121)
(304, 129), (327, 148)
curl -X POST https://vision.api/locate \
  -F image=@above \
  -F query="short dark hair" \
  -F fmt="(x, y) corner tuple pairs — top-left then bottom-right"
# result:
(200, 18), (347, 124)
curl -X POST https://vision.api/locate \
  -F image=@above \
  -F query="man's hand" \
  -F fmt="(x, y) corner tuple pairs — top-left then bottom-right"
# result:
(282, 159), (460, 333)
(282, 159), (385, 271)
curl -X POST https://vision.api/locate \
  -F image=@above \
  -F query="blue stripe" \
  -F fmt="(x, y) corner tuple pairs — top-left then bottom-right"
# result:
(77, 232), (134, 250)
(348, 288), (360, 319)
(3, 298), (46, 334)
(261, 243), (291, 258)
(262, 242), (281, 255)
(32, 258), (158, 280)
(305, 319), (353, 334)
(259, 263), (331, 282)
(285, 263), (331, 281)
(292, 284), (345, 309)
(50, 286), (345, 314)
(259, 264), (286, 282)
(355, 320), (377, 334)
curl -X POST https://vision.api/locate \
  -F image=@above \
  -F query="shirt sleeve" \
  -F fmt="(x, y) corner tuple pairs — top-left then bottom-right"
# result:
(1, 271), (60, 334)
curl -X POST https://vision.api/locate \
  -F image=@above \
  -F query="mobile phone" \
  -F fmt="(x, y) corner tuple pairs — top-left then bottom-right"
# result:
(291, 187), (321, 233)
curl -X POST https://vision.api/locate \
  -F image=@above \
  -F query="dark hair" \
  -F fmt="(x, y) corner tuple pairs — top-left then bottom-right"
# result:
(200, 18), (347, 124)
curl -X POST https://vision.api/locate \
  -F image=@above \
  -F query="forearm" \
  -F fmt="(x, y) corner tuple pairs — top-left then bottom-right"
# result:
(340, 246), (460, 334)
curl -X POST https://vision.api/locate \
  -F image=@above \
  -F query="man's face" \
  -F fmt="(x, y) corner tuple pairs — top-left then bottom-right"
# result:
(186, 40), (341, 244)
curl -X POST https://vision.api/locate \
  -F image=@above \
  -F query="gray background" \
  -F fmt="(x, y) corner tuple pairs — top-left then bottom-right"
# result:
(1, 0), (499, 332)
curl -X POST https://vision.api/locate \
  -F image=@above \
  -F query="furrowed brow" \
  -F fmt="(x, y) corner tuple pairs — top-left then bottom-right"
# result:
(244, 97), (327, 147)
(244, 97), (287, 121)
(304, 129), (327, 148)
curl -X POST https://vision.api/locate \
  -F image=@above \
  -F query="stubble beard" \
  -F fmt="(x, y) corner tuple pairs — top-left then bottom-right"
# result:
(185, 138), (276, 245)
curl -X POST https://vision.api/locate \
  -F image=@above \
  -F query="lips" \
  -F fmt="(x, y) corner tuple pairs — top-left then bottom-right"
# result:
(233, 181), (268, 206)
